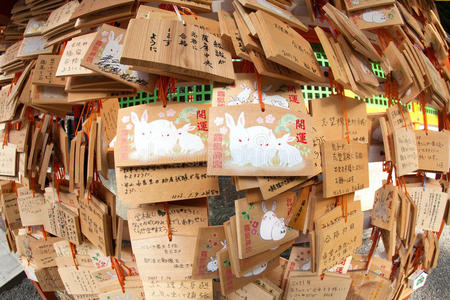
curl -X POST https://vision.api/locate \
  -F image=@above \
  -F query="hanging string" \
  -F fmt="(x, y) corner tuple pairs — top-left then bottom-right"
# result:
(70, 242), (78, 270)
(59, 41), (67, 56)
(119, 259), (133, 276)
(75, 103), (87, 136)
(419, 93), (428, 134)
(40, 225), (47, 241)
(365, 227), (381, 270)
(164, 202), (173, 241)
(7, 72), (20, 97)
(2, 123), (12, 148)
(254, 69), (265, 112)
(111, 257), (125, 293)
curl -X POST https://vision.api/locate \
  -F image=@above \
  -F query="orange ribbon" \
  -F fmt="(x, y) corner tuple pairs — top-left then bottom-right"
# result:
(164, 202), (173, 241)
(254, 69), (265, 112)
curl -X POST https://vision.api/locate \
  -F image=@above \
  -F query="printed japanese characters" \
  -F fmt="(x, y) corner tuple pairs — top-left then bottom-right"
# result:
(115, 102), (210, 167)
(208, 104), (316, 176)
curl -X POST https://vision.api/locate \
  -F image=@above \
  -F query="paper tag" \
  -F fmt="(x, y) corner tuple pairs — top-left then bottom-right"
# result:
(408, 186), (448, 231)
(115, 102), (210, 167)
(208, 104), (316, 176)
(321, 140), (369, 197)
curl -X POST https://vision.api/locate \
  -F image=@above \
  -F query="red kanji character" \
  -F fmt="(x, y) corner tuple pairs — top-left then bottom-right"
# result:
(296, 119), (305, 130)
(197, 109), (207, 119)
(289, 94), (300, 103)
(296, 132), (307, 144)
(197, 121), (208, 131)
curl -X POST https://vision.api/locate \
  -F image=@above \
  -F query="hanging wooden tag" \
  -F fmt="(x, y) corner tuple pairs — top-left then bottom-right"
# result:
(115, 102), (210, 167)
(57, 266), (99, 295)
(43, 202), (83, 245)
(56, 33), (97, 77)
(281, 246), (312, 289)
(349, 5), (403, 30)
(81, 24), (157, 93)
(344, 0), (394, 12)
(116, 163), (219, 204)
(257, 176), (309, 200)
(228, 281), (279, 300)
(217, 247), (279, 296)
(17, 36), (54, 59)
(392, 127), (418, 176)
(0, 144), (17, 176)
(224, 217), (292, 278)
(371, 184), (398, 231)
(254, 10), (324, 82)
(42, 1), (80, 35)
(310, 96), (369, 143)
(121, 18), (234, 84)
(212, 73), (306, 113)
(99, 98), (119, 145)
(285, 272), (352, 300)
(32, 55), (66, 87)
(234, 197), (298, 258)
(208, 104), (316, 176)
(79, 195), (113, 256)
(35, 267), (66, 292)
(321, 140), (369, 198)
(316, 210), (364, 273)
(17, 187), (46, 226)
(192, 225), (227, 279)
(416, 130), (449, 173)
(347, 270), (392, 300)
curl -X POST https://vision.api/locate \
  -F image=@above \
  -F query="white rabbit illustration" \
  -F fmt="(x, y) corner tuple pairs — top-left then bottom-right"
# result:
(246, 126), (277, 167)
(177, 123), (204, 153)
(114, 295), (130, 300)
(130, 111), (154, 160)
(229, 84), (253, 105)
(251, 83), (289, 109)
(225, 112), (250, 166)
(275, 134), (303, 167)
(243, 262), (268, 277)
(362, 10), (387, 23)
(102, 31), (124, 59)
(150, 120), (178, 156)
(259, 200), (287, 241)
(206, 256), (218, 272)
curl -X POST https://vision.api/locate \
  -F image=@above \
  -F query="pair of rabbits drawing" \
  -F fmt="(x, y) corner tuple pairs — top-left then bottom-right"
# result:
(130, 110), (204, 160)
(228, 82), (290, 109)
(225, 112), (303, 168)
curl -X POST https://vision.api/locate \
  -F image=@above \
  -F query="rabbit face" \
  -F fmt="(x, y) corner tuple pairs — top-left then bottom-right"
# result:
(102, 31), (124, 59)
(225, 112), (249, 147)
(362, 11), (386, 24)
(252, 263), (267, 275)
(274, 134), (295, 149)
(206, 256), (218, 272)
(247, 126), (275, 150)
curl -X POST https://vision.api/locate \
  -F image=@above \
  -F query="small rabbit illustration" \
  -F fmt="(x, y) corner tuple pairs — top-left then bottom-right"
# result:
(102, 31), (124, 59)
(177, 123), (204, 153)
(130, 111), (154, 160)
(251, 83), (289, 109)
(151, 120), (178, 156)
(243, 262), (268, 277)
(259, 200), (287, 241)
(275, 134), (303, 167)
(228, 84), (253, 105)
(206, 256), (219, 272)
(246, 126), (277, 167)
(225, 112), (250, 166)
(362, 10), (387, 23)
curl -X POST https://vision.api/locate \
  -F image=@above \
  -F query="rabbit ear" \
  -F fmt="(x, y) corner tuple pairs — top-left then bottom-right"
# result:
(141, 110), (148, 123)
(287, 136), (296, 142)
(237, 112), (245, 127)
(225, 113), (235, 128)
(131, 112), (139, 124)
(116, 34), (123, 42)
(108, 31), (114, 41)
(263, 85), (272, 92)
(261, 201), (267, 213)
(281, 133), (290, 141)
(279, 217), (285, 223)
(271, 200), (277, 211)
(182, 123), (195, 131)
